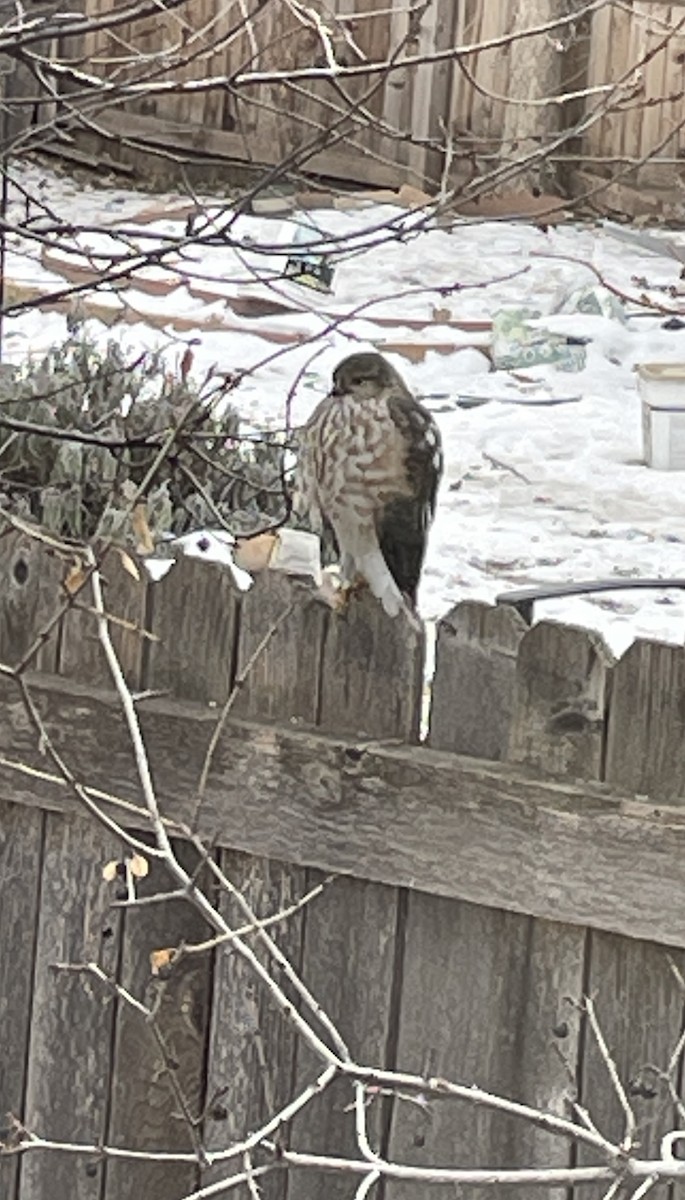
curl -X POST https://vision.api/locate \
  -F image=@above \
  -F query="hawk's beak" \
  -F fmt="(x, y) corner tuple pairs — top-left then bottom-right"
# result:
(331, 384), (343, 399)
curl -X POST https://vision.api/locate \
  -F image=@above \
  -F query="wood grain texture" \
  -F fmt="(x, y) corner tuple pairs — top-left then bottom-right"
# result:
(19, 811), (120, 1200)
(286, 872), (400, 1200)
(605, 639), (685, 802)
(232, 574), (326, 725)
(0, 530), (64, 673)
(579, 632), (685, 1200)
(318, 592), (424, 740)
(391, 603), (589, 1200)
(146, 555), (240, 703)
(0, 800), (44, 1200)
(203, 850), (308, 1200)
(578, 930), (685, 1200)
(204, 570), (320, 1198)
(6, 674), (685, 946)
(104, 840), (213, 1200)
(386, 900), (585, 1200)
(507, 621), (614, 779)
(59, 549), (148, 688)
(91, 108), (410, 190)
(287, 587), (413, 1198)
(428, 600), (527, 758)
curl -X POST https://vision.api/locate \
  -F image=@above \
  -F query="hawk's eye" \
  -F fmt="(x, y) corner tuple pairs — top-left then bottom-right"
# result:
(351, 377), (364, 387)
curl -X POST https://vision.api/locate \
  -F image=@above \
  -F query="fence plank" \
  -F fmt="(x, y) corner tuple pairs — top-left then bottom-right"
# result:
(317, 592), (424, 740)
(286, 872), (400, 1200)
(204, 573), (321, 1198)
(232, 574), (327, 724)
(386, 899), (585, 1200)
(103, 840), (213, 1200)
(0, 800), (44, 1200)
(146, 555), (240, 702)
(283, 592), (418, 1200)
(428, 600), (527, 757)
(59, 549), (148, 688)
(0, 530), (64, 673)
(579, 635), (685, 1200)
(578, 931), (684, 1200)
(388, 614), (595, 1199)
(203, 849), (309, 1200)
(18, 811), (121, 1200)
(507, 620), (614, 778)
(605, 640), (685, 802)
(10, 674), (685, 947)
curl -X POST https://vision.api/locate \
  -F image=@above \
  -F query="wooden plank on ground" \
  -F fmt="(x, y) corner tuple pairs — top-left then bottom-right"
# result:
(9, 673), (685, 947)
(103, 839), (213, 1200)
(18, 811), (121, 1200)
(92, 108), (408, 190)
(0, 799), (44, 1200)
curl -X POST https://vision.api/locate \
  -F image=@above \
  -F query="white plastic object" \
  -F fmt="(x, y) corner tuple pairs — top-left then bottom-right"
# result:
(637, 363), (685, 470)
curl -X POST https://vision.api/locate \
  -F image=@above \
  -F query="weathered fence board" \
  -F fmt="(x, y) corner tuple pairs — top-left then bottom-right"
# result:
(147, 554), (240, 703)
(389, 610), (594, 1199)
(428, 600), (527, 758)
(6, 666), (685, 946)
(0, 532), (63, 674)
(8, 0), (681, 210)
(5, 557), (685, 1200)
(0, 799), (44, 1200)
(103, 840), (213, 1200)
(58, 549), (148, 689)
(17, 812), (121, 1200)
(233, 573), (325, 724)
(506, 621), (614, 779)
(288, 872), (400, 1200)
(203, 848), (308, 1200)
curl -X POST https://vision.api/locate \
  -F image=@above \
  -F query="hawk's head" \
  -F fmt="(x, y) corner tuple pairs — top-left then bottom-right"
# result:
(331, 352), (406, 402)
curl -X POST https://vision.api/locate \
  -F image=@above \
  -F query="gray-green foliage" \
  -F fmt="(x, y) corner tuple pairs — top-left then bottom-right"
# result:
(0, 327), (288, 543)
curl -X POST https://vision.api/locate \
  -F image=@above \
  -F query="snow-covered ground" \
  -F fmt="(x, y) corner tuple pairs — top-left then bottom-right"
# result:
(7, 161), (685, 656)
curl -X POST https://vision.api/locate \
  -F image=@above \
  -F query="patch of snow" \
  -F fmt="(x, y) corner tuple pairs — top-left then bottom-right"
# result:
(6, 161), (685, 654)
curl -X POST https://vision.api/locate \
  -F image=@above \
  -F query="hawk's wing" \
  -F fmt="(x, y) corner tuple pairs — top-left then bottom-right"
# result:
(291, 397), (341, 565)
(378, 392), (443, 603)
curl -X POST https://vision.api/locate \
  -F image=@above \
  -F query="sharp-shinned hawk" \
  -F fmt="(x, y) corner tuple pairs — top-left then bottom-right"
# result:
(294, 351), (443, 617)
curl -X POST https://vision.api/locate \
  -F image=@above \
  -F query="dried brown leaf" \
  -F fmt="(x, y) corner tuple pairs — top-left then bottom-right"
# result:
(117, 546), (140, 581)
(128, 853), (149, 878)
(64, 562), (88, 596)
(150, 947), (174, 976)
(132, 502), (154, 555)
(102, 859), (119, 882)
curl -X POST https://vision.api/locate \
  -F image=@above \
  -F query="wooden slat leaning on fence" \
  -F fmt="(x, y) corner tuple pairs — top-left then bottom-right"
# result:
(2, 528), (685, 1200)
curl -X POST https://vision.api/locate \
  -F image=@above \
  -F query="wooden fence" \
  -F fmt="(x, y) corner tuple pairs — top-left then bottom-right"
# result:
(10, 0), (680, 214)
(3, 528), (685, 1199)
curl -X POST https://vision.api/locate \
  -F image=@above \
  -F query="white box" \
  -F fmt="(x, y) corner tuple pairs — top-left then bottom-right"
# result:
(637, 363), (685, 470)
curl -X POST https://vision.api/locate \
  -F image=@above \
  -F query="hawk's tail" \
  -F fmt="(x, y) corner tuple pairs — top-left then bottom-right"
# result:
(357, 548), (404, 617)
